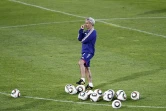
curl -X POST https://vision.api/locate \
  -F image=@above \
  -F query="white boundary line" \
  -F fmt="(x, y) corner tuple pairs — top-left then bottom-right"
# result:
(8, 0), (85, 19)
(8, 0), (166, 39)
(8, 0), (166, 20)
(0, 91), (166, 109)
(0, 20), (83, 29)
(96, 16), (166, 20)
(99, 21), (166, 38)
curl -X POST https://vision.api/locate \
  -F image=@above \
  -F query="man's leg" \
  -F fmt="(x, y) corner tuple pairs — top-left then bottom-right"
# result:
(85, 67), (93, 89)
(85, 67), (92, 83)
(76, 59), (86, 85)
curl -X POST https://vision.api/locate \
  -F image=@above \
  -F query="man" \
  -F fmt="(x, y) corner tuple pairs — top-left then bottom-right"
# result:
(76, 17), (97, 90)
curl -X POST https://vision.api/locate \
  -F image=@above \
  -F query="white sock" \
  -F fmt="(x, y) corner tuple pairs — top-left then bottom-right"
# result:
(81, 78), (85, 82)
(89, 83), (93, 87)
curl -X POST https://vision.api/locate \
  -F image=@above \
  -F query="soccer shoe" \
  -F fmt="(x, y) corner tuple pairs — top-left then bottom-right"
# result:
(86, 84), (93, 90)
(76, 79), (85, 85)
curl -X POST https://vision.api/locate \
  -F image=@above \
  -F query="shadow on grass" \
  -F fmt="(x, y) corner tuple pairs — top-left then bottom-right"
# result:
(95, 68), (162, 89)
(139, 9), (166, 15)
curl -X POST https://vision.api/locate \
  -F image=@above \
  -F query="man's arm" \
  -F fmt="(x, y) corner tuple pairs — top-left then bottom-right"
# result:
(77, 29), (85, 41)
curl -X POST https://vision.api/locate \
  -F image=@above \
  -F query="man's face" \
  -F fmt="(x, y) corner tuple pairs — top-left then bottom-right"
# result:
(85, 20), (92, 30)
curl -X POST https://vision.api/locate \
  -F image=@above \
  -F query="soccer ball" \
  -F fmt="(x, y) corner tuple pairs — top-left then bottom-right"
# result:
(112, 100), (122, 109)
(76, 85), (85, 93)
(11, 89), (20, 98)
(94, 89), (102, 97)
(90, 93), (100, 102)
(107, 89), (115, 97)
(103, 91), (114, 101)
(68, 85), (77, 94)
(118, 92), (127, 101)
(78, 92), (88, 100)
(65, 84), (77, 94)
(65, 84), (73, 93)
(116, 90), (127, 101)
(116, 90), (124, 97)
(131, 91), (140, 100)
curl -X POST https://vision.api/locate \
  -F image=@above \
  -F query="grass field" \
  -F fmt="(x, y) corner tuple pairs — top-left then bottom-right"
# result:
(0, 0), (166, 111)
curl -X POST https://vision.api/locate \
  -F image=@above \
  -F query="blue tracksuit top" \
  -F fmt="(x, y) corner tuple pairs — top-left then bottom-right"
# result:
(78, 28), (97, 55)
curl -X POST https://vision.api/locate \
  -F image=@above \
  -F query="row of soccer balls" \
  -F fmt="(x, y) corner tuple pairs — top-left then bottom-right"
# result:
(65, 84), (140, 108)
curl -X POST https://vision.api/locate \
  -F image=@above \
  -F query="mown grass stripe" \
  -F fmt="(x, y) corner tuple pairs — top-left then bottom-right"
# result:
(9, 0), (166, 38)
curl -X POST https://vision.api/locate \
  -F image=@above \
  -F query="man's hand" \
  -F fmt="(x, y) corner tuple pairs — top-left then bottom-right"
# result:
(81, 24), (85, 29)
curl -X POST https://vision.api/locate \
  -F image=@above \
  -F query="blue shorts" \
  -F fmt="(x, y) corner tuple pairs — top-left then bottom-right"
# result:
(81, 53), (94, 67)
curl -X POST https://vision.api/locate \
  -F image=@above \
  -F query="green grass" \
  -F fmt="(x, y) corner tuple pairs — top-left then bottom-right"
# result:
(0, 0), (166, 111)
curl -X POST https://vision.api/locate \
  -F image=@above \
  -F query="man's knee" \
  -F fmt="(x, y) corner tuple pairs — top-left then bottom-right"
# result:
(78, 59), (85, 66)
